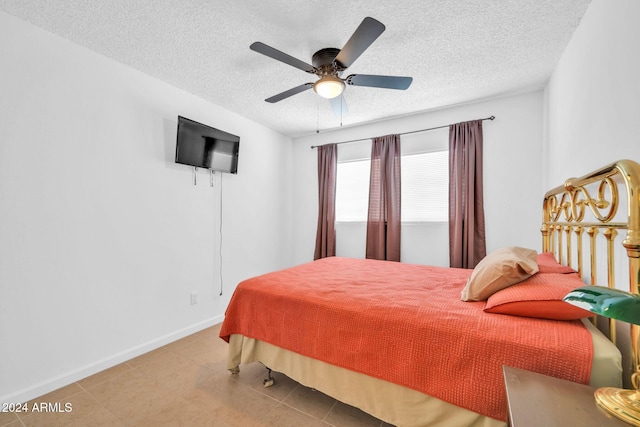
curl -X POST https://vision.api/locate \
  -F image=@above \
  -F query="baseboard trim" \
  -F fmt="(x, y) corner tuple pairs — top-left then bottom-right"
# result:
(1, 315), (224, 405)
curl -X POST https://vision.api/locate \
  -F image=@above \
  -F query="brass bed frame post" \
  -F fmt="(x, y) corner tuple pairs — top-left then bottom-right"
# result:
(616, 160), (640, 389)
(587, 227), (598, 286)
(605, 227), (619, 344)
(630, 251), (640, 391)
(565, 226), (573, 267)
(575, 226), (584, 276)
(586, 226), (599, 325)
(557, 225), (564, 264)
(541, 196), (553, 254)
(541, 223), (550, 253)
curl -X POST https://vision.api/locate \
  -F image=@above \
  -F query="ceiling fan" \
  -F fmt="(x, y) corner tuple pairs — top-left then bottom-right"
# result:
(250, 17), (413, 105)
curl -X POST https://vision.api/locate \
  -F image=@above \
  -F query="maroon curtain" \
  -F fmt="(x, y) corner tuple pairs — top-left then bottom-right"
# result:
(314, 144), (338, 260)
(366, 135), (401, 261)
(449, 120), (486, 268)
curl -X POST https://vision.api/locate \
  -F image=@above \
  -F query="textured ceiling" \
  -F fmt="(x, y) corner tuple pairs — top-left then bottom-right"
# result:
(0, 0), (591, 138)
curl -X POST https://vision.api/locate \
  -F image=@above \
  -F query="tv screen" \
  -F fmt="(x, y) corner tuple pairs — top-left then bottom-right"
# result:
(175, 116), (240, 174)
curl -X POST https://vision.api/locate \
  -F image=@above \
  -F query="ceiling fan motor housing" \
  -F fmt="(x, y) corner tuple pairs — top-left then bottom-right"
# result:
(312, 48), (345, 74)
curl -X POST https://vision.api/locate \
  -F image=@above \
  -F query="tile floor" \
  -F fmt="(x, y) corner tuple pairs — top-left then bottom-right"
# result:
(0, 323), (391, 427)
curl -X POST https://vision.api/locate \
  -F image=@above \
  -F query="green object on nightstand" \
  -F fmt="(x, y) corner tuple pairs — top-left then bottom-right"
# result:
(563, 285), (640, 325)
(564, 285), (640, 426)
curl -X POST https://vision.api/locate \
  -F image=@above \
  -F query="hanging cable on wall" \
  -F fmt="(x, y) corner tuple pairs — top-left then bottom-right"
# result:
(218, 172), (224, 296)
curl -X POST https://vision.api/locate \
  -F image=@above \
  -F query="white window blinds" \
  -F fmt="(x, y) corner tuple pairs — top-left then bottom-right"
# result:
(336, 150), (448, 222)
(336, 159), (370, 222)
(401, 150), (449, 222)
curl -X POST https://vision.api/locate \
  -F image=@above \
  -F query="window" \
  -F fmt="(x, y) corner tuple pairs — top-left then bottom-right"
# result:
(335, 150), (448, 222)
(336, 159), (370, 222)
(401, 150), (448, 222)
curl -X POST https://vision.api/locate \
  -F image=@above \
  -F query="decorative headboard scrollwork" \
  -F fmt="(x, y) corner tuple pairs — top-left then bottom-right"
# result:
(542, 159), (640, 389)
(545, 176), (619, 224)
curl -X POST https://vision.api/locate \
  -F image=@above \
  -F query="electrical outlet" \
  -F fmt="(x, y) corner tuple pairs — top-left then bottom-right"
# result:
(190, 292), (198, 305)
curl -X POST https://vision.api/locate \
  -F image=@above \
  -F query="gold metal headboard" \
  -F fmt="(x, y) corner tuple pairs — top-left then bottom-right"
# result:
(542, 159), (640, 388)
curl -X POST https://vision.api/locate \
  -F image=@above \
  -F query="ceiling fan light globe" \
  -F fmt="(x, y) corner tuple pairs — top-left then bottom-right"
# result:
(314, 76), (345, 99)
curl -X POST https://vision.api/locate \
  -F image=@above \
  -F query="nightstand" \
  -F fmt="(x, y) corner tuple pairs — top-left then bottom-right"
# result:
(502, 365), (628, 426)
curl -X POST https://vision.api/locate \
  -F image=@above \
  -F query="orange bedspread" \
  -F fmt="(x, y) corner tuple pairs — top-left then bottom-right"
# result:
(219, 257), (592, 421)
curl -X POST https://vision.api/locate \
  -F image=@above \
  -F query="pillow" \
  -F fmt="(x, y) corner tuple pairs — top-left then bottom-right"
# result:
(484, 272), (593, 320)
(537, 252), (576, 274)
(461, 247), (539, 301)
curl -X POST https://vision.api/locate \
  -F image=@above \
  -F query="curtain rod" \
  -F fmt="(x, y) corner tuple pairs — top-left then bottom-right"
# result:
(310, 115), (495, 149)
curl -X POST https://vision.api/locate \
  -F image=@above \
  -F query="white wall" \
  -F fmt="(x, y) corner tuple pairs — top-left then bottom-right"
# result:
(0, 12), (293, 404)
(544, 0), (640, 188)
(292, 91), (544, 266)
(543, 0), (640, 294)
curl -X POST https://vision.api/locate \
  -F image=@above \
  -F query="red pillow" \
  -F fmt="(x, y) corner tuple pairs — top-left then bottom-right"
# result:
(537, 252), (577, 274)
(484, 272), (593, 320)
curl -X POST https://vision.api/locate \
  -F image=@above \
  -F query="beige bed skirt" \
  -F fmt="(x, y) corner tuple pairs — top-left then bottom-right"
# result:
(226, 319), (621, 427)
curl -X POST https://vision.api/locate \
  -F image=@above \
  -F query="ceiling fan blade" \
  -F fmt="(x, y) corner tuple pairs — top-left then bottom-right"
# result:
(329, 95), (349, 117)
(334, 17), (385, 68)
(346, 74), (413, 90)
(250, 42), (316, 73)
(265, 83), (314, 103)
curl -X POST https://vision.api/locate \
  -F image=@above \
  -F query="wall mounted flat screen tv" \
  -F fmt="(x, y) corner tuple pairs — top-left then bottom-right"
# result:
(175, 116), (240, 174)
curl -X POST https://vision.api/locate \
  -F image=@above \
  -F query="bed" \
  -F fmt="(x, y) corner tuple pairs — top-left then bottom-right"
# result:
(219, 159), (640, 427)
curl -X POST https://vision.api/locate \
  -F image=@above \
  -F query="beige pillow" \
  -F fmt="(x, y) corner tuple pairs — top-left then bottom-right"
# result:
(461, 247), (539, 301)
